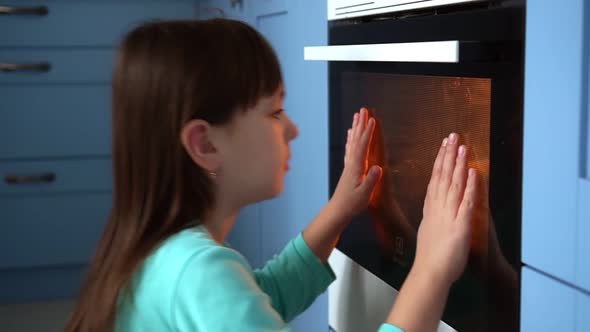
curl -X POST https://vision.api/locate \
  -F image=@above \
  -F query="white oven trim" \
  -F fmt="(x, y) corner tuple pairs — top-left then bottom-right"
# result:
(304, 41), (459, 63)
(328, 249), (457, 332)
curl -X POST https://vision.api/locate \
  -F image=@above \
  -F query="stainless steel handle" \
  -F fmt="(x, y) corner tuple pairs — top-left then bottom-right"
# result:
(0, 62), (51, 72)
(5, 173), (56, 184)
(0, 5), (49, 16)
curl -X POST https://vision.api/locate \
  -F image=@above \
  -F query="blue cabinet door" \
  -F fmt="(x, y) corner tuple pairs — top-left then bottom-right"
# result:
(0, 49), (114, 84)
(0, 193), (111, 268)
(576, 7), (590, 291)
(0, 158), (112, 195)
(577, 287), (590, 332)
(0, 0), (199, 302)
(198, 0), (250, 23)
(521, 266), (590, 332)
(0, 86), (112, 159)
(521, 267), (575, 331)
(578, 178), (590, 291)
(522, 0), (589, 291)
(0, 1), (198, 46)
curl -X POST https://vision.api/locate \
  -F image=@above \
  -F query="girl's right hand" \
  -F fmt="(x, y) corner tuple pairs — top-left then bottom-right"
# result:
(413, 133), (478, 287)
(385, 133), (478, 332)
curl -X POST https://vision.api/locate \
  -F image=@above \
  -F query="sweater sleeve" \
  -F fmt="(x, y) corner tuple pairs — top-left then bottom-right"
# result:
(253, 233), (336, 322)
(171, 245), (292, 332)
(377, 323), (405, 332)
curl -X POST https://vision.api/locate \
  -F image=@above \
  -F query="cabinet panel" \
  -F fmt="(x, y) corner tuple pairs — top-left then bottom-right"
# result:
(0, 2), (197, 47)
(577, 289), (590, 332)
(0, 49), (113, 84)
(577, 178), (590, 292)
(521, 266), (590, 332)
(198, 0), (250, 22)
(250, 0), (287, 16)
(521, 267), (575, 331)
(0, 193), (111, 268)
(0, 264), (86, 303)
(0, 158), (112, 195)
(522, 0), (583, 283)
(0, 85), (111, 159)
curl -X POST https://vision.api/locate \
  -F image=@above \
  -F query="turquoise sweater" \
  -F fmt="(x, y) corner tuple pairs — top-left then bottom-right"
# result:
(115, 225), (402, 332)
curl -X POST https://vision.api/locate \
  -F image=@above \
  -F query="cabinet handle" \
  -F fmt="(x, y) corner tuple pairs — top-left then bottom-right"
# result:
(4, 173), (56, 184)
(0, 62), (51, 72)
(230, 0), (242, 8)
(0, 5), (49, 16)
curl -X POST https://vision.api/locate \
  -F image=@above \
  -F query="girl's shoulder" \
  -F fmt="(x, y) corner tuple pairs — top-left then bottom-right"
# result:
(147, 225), (237, 274)
(117, 226), (251, 330)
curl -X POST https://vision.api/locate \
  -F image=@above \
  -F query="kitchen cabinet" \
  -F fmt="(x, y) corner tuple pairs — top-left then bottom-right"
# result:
(0, 0), (197, 302)
(522, 0), (590, 292)
(521, 266), (590, 331)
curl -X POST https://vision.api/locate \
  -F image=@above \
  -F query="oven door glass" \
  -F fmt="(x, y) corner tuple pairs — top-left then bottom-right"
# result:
(329, 62), (522, 331)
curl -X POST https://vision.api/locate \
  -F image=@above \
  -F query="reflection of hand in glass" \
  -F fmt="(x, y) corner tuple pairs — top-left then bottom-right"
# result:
(363, 108), (417, 264)
(468, 171), (519, 331)
(468, 174), (514, 277)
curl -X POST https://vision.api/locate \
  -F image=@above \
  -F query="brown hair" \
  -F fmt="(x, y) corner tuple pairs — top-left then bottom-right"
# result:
(64, 19), (282, 332)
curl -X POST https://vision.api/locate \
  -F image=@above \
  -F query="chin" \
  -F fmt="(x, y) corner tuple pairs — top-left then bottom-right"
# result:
(269, 180), (285, 198)
(258, 175), (286, 200)
(270, 185), (284, 198)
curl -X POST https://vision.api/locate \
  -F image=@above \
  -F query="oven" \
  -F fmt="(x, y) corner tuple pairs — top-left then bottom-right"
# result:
(305, 1), (525, 331)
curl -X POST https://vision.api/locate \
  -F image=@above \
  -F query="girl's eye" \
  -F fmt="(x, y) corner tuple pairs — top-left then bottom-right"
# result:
(272, 109), (284, 119)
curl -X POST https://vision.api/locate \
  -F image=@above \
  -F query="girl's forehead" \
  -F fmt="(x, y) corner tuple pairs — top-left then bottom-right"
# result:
(260, 88), (285, 105)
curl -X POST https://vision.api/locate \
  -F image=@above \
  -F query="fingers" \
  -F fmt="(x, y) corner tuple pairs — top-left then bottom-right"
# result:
(358, 117), (375, 163)
(351, 111), (360, 142)
(347, 108), (374, 170)
(437, 133), (460, 200)
(345, 111), (359, 164)
(456, 168), (478, 229)
(446, 145), (468, 217)
(361, 165), (383, 196)
(355, 108), (368, 141)
(426, 137), (448, 198)
(345, 128), (352, 163)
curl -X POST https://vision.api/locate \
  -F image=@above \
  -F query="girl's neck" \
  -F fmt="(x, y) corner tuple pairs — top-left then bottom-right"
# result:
(201, 208), (239, 245)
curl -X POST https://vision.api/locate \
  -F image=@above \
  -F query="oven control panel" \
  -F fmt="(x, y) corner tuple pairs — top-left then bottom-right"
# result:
(328, 0), (483, 20)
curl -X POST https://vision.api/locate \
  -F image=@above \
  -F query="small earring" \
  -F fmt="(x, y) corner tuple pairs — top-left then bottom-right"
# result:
(208, 171), (217, 177)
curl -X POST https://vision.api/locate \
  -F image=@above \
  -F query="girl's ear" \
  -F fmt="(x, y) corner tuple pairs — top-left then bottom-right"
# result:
(180, 119), (222, 172)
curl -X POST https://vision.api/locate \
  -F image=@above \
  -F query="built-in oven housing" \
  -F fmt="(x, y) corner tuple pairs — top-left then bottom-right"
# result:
(307, 1), (525, 331)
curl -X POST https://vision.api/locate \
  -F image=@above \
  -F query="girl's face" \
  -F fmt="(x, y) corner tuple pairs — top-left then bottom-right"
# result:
(219, 87), (299, 206)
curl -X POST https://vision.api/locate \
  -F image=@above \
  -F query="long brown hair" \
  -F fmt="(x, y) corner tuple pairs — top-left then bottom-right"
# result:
(64, 19), (282, 332)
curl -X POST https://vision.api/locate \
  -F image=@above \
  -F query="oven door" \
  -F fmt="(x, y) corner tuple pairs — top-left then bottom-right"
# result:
(306, 5), (524, 332)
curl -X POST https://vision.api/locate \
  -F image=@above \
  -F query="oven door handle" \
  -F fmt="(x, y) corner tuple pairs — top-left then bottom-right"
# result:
(304, 41), (459, 63)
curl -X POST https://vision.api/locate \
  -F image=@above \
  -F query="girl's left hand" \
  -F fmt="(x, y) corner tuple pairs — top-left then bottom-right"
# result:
(330, 107), (383, 221)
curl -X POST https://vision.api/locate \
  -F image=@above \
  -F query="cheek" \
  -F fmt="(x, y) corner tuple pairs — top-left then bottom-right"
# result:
(234, 125), (285, 174)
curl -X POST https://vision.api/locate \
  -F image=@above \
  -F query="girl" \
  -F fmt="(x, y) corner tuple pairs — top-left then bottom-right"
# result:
(64, 19), (478, 332)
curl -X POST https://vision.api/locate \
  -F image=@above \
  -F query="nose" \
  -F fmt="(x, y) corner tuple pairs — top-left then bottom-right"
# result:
(286, 115), (299, 141)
